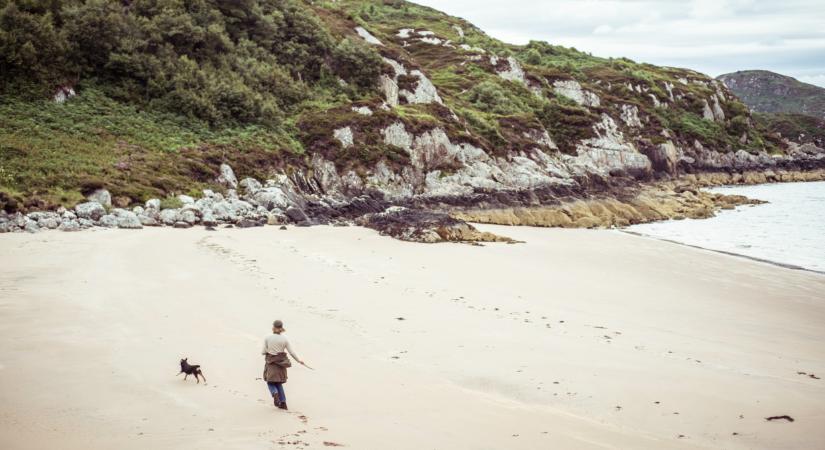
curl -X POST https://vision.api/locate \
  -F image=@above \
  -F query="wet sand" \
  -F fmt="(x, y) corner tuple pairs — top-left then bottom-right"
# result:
(1, 225), (824, 449)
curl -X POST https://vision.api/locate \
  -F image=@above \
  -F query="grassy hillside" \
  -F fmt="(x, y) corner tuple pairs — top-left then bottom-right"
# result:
(0, 0), (786, 212)
(718, 70), (825, 119)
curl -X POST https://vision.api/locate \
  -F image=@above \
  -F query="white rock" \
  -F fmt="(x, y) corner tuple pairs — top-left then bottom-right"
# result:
(159, 208), (180, 225)
(75, 202), (106, 221)
(98, 214), (118, 228)
(664, 82), (675, 101)
(355, 26), (383, 45)
(53, 86), (75, 103)
(87, 189), (112, 208)
(138, 215), (159, 226)
(382, 57), (408, 77)
(333, 126), (354, 148)
(145, 198), (161, 210)
(571, 114), (651, 176)
(58, 220), (81, 232)
(702, 99), (715, 121)
(459, 44), (485, 53)
(38, 217), (60, 229)
(553, 80), (600, 107)
(179, 210), (199, 225)
(251, 187), (290, 210)
(380, 75), (399, 107)
(239, 177), (263, 194)
(201, 210), (217, 226)
(711, 95), (725, 121)
(217, 163), (238, 189)
(397, 28), (414, 38)
(382, 122), (414, 151)
(352, 106), (373, 116)
(399, 70), (443, 105)
(496, 57), (527, 85)
(452, 25), (464, 38)
(116, 211), (143, 229)
(620, 104), (642, 128)
(177, 195), (195, 205)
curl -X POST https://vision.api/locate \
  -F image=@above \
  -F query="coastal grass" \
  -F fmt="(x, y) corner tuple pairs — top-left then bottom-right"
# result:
(0, 88), (293, 210)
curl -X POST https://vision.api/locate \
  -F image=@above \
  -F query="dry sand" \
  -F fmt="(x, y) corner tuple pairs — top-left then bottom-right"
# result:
(1, 225), (824, 449)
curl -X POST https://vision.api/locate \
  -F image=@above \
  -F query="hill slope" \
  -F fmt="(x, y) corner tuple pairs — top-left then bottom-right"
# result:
(718, 70), (825, 119)
(1, 0), (824, 235)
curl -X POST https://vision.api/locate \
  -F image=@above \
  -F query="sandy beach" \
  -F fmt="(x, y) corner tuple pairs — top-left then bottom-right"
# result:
(1, 225), (824, 449)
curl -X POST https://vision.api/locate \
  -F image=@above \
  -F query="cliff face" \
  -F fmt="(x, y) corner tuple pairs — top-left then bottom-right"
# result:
(2, 0), (825, 239)
(718, 70), (825, 119)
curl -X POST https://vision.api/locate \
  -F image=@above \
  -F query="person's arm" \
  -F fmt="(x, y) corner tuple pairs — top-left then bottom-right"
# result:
(262, 339), (268, 355)
(285, 340), (303, 364)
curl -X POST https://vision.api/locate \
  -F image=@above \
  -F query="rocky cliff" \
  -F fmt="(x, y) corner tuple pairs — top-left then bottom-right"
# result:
(2, 0), (825, 241)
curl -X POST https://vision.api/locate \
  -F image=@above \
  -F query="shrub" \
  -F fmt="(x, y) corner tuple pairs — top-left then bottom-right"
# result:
(463, 80), (527, 115)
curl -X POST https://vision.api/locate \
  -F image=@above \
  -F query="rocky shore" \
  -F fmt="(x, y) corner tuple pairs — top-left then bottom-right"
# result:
(2, 141), (824, 242)
(1, 165), (824, 243)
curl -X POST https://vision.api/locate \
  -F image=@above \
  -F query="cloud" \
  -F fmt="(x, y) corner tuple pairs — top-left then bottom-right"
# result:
(413, 0), (825, 86)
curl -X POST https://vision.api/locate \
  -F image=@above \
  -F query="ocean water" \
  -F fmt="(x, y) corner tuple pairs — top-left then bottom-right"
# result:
(626, 181), (825, 272)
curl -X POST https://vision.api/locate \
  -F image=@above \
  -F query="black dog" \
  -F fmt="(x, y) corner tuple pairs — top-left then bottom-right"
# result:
(178, 358), (206, 383)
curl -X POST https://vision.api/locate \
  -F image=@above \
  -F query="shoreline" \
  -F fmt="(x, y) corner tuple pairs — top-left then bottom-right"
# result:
(452, 171), (825, 231)
(619, 229), (825, 276)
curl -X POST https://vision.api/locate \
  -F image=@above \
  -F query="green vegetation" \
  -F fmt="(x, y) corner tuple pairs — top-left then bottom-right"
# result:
(754, 113), (825, 148)
(719, 70), (825, 118)
(0, 0), (804, 213)
(0, 88), (296, 210)
(0, 0), (383, 126)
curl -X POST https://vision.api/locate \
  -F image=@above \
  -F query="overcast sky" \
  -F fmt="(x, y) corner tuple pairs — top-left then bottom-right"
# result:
(414, 0), (825, 87)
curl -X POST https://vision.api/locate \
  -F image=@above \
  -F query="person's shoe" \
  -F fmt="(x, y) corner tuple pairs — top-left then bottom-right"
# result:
(278, 402), (288, 410)
(273, 396), (279, 406)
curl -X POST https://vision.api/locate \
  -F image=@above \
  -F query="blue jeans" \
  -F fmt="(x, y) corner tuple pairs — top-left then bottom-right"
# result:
(267, 382), (286, 403)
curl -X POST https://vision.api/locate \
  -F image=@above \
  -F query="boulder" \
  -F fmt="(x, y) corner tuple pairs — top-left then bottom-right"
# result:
(75, 202), (106, 221)
(236, 218), (261, 228)
(179, 209), (199, 225)
(98, 214), (119, 228)
(285, 207), (311, 226)
(239, 177), (262, 194)
(38, 217), (60, 229)
(138, 215), (159, 226)
(217, 163), (238, 189)
(178, 195), (195, 205)
(267, 212), (287, 225)
(173, 221), (192, 229)
(87, 189), (112, 208)
(116, 211), (143, 229)
(201, 210), (217, 227)
(333, 126), (354, 148)
(78, 218), (96, 228)
(145, 198), (161, 210)
(132, 206), (145, 215)
(58, 220), (81, 232)
(251, 186), (290, 210)
(159, 208), (180, 225)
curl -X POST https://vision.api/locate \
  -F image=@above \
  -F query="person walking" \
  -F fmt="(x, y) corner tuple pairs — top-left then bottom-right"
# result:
(262, 320), (305, 410)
